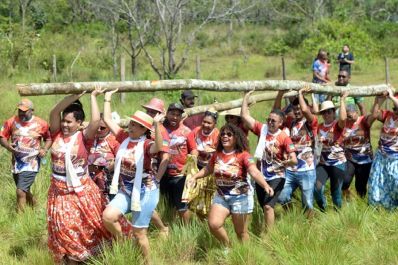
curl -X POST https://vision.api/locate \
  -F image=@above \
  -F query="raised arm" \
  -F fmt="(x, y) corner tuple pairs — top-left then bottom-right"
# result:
(387, 86), (398, 109)
(102, 89), (120, 135)
(150, 113), (165, 154)
(371, 94), (386, 122)
(49, 92), (86, 133)
(338, 91), (348, 129)
(241, 90), (256, 130)
(298, 86), (316, 122)
(273, 90), (285, 111)
(85, 85), (106, 140)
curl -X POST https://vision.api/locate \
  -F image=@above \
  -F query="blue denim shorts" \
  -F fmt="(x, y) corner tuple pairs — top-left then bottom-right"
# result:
(213, 193), (254, 214)
(108, 188), (159, 228)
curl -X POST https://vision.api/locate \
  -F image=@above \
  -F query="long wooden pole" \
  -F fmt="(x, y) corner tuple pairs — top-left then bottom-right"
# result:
(17, 79), (391, 96)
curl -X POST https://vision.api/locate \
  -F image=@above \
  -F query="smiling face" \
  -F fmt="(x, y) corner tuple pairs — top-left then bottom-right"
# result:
(220, 128), (236, 151)
(61, 112), (82, 137)
(96, 120), (110, 138)
(321, 108), (335, 124)
(347, 110), (358, 122)
(181, 97), (195, 108)
(267, 113), (283, 133)
(128, 120), (147, 138)
(292, 105), (303, 120)
(336, 70), (350, 86)
(201, 115), (216, 135)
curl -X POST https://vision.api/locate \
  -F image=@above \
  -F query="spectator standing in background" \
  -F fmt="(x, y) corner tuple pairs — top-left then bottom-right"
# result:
(312, 49), (331, 108)
(337, 44), (354, 75)
(180, 90), (205, 130)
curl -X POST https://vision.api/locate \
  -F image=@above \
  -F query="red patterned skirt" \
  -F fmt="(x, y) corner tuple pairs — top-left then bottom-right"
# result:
(47, 175), (132, 263)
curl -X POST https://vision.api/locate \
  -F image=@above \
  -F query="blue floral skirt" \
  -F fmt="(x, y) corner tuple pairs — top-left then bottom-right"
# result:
(368, 151), (398, 210)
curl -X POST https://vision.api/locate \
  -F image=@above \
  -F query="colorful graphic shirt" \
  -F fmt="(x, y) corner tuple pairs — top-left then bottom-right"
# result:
(0, 116), (50, 173)
(208, 150), (255, 196)
(318, 121), (346, 166)
(187, 126), (219, 169)
(165, 123), (191, 177)
(285, 116), (318, 171)
(253, 121), (296, 180)
(340, 116), (373, 164)
(115, 130), (156, 190)
(149, 123), (170, 176)
(312, 59), (329, 83)
(51, 130), (89, 179)
(378, 110), (398, 158)
(87, 133), (119, 167)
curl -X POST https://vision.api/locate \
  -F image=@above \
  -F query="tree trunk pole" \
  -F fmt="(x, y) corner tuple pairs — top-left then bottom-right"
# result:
(17, 79), (393, 96)
(120, 55), (126, 104)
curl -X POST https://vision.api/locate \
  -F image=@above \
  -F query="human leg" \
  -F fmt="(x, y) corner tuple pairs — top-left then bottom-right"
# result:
(327, 164), (345, 209)
(171, 176), (191, 224)
(299, 169), (316, 216)
(133, 228), (151, 265)
(103, 192), (130, 238)
(13, 172), (37, 212)
(207, 201), (231, 246)
(354, 162), (372, 198)
(343, 160), (355, 200)
(231, 213), (250, 242)
(278, 170), (298, 209)
(259, 178), (285, 229)
(314, 166), (329, 211)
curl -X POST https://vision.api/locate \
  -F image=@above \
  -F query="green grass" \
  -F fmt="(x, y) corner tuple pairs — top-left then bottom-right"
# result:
(1, 36), (398, 264)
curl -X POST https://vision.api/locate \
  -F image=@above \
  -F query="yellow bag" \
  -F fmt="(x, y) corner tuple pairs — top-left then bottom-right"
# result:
(182, 155), (216, 217)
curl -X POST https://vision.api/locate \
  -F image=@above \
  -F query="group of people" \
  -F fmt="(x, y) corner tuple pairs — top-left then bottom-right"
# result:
(1, 74), (397, 263)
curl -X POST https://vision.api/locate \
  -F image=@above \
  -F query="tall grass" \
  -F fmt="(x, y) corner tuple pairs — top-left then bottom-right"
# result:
(0, 34), (398, 264)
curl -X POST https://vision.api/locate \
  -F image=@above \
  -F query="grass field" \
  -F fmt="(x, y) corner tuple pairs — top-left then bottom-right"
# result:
(0, 51), (398, 264)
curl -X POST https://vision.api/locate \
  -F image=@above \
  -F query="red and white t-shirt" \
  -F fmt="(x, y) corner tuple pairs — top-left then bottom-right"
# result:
(378, 110), (398, 158)
(183, 113), (205, 130)
(208, 150), (255, 196)
(187, 126), (219, 169)
(115, 130), (155, 190)
(318, 121), (346, 166)
(0, 116), (50, 173)
(253, 121), (296, 180)
(165, 123), (191, 176)
(340, 116), (373, 164)
(51, 130), (89, 179)
(285, 116), (318, 171)
(87, 133), (119, 167)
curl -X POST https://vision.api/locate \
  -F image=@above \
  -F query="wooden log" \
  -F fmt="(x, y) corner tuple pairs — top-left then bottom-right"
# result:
(17, 79), (392, 96)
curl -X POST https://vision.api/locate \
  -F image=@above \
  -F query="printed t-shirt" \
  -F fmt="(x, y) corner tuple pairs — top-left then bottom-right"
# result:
(149, 123), (170, 175)
(87, 133), (119, 167)
(164, 123), (191, 176)
(0, 115), (50, 173)
(115, 130), (155, 190)
(378, 110), (398, 158)
(285, 116), (318, 171)
(253, 121), (296, 180)
(340, 116), (373, 164)
(187, 126), (219, 169)
(51, 130), (89, 179)
(208, 150), (255, 196)
(318, 121), (346, 166)
(312, 59), (329, 83)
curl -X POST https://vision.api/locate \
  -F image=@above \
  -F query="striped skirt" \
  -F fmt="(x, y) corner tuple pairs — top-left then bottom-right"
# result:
(368, 151), (398, 210)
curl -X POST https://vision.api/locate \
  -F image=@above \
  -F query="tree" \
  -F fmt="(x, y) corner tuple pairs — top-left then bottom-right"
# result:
(123, 0), (254, 79)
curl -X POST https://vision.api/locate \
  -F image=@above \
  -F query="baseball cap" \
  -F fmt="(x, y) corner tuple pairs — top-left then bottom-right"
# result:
(17, 98), (34, 111)
(167, 103), (185, 113)
(181, 90), (197, 99)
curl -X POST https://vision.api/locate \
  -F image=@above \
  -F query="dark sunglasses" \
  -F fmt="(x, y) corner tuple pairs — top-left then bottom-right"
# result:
(393, 107), (398, 111)
(267, 118), (278, 124)
(338, 75), (347, 78)
(221, 131), (233, 137)
(99, 126), (107, 131)
(205, 111), (218, 120)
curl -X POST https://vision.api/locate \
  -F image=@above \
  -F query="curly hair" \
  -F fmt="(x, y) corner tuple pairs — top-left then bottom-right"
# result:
(216, 123), (249, 153)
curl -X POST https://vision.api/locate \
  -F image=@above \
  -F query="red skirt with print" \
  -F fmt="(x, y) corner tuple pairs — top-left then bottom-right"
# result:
(47, 175), (133, 263)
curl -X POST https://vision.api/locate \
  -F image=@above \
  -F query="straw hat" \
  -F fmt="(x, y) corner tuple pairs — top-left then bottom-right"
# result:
(319, 101), (335, 113)
(126, 110), (153, 130)
(219, 108), (241, 117)
(142, 98), (165, 113)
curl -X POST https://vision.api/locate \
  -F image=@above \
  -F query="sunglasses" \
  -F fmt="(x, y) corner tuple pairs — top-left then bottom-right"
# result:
(221, 132), (234, 137)
(267, 118), (278, 124)
(393, 107), (398, 111)
(205, 111), (218, 120)
(338, 75), (347, 78)
(98, 126), (107, 131)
